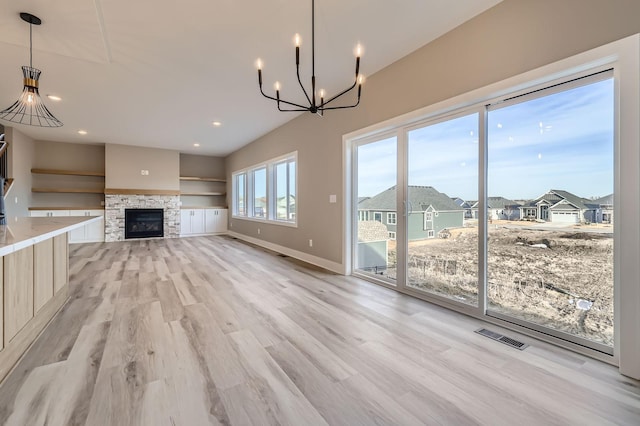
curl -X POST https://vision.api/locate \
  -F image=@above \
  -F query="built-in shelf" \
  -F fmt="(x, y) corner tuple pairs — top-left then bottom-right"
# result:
(31, 168), (105, 177)
(180, 191), (226, 196)
(29, 206), (104, 211)
(179, 176), (226, 182)
(32, 188), (104, 194)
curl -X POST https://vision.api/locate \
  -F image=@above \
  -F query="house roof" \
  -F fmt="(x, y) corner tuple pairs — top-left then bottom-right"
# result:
(359, 186), (463, 212)
(520, 189), (595, 210)
(592, 194), (614, 205)
(471, 197), (519, 209)
(357, 221), (389, 242)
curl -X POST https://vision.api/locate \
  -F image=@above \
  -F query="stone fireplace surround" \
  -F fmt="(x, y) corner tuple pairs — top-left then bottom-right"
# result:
(105, 194), (180, 242)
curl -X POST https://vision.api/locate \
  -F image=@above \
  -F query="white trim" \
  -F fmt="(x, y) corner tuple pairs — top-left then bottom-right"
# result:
(343, 34), (640, 377)
(228, 230), (344, 274)
(387, 212), (397, 225)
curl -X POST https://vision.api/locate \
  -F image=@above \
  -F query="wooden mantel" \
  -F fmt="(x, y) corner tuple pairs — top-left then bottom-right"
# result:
(104, 188), (180, 196)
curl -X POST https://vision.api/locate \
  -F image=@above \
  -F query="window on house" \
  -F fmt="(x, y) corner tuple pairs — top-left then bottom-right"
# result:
(231, 152), (297, 225)
(388, 231), (396, 240)
(427, 230), (435, 238)
(374, 212), (382, 222)
(387, 212), (397, 224)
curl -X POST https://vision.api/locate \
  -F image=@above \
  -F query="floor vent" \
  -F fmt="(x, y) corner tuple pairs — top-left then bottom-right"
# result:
(475, 328), (528, 350)
(277, 254), (289, 258)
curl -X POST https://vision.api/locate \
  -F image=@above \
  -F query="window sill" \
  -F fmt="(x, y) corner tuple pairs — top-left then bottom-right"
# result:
(231, 215), (298, 228)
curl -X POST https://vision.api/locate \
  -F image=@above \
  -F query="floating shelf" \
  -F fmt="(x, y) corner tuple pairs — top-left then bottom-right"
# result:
(180, 191), (226, 196)
(179, 176), (226, 183)
(32, 188), (105, 194)
(31, 168), (105, 177)
(29, 206), (104, 211)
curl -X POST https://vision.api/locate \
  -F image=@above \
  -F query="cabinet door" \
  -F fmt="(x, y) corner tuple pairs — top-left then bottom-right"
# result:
(216, 209), (228, 233)
(205, 209), (218, 234)
(86, 210), (105, 242)
(191, 209), (205, 234)
(180, 209), (193, 235)
(34, 239), (54, 313)
(4, 246), (34, 342)
(30, 210), (71, 217)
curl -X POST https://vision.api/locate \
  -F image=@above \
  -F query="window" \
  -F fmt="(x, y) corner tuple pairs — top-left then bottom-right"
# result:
(233, 173), (246, 216)
(388, 231), (396, 240)
(387, 212), (397, 225)
(275, 159), (296, 221)
(427, 230), (435, 238)
(374, 212), (382, 222)
(425, 211), (433, 221)
(253, 167), (267, 218)
(232, 152), (297, 226)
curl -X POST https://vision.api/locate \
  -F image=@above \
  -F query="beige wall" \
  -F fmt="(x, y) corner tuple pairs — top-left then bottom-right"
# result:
(31, 141), (105, 208)
(5, 127), (34, 218)
(33, 140), (104, 173)
(105, 144), (179, 191)
(179, 153), (227, 207)
(226, 0), (640, 265)
(180, 153), (225, 178)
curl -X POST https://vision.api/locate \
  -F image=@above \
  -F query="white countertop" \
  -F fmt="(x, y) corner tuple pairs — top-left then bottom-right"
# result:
(0, 216), (100, 256)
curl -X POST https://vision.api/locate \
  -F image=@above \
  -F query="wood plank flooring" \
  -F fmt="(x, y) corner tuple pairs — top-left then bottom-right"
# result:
(0, 235), (639, 425)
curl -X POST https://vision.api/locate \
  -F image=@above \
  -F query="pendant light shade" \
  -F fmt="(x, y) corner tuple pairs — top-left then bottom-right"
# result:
(0, 13), (63, 128)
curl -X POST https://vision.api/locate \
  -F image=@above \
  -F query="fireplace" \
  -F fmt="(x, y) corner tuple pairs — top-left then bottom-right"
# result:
(125, 208), (164, 239)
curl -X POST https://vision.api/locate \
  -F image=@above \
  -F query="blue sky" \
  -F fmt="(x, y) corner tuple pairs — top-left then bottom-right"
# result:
(358, 78), (614, 201)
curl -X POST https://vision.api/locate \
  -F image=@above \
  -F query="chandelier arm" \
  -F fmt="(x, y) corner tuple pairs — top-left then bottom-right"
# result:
(319, 99), (361, 111)
(296, 64), (313, 106)
(277, 105), (311, 112)
(319, 80), (357, 108)
(259, 85), (309, 109)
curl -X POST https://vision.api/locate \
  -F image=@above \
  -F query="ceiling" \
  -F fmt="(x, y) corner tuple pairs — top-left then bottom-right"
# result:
(0, 0), (502, 156)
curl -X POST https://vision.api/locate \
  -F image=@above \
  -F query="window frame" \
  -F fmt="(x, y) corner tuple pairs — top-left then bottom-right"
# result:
(387, 212), (397, 225)
(231, 151), (298, 227)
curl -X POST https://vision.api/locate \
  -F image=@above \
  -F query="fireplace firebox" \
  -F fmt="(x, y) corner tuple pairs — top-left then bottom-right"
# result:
(125, 208), (164, 239)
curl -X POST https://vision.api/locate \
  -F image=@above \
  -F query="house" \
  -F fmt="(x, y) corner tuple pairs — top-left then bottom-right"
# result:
(356, 220), (389, 273)
(470, 196), (521, 220)
(518, 189), (605, 224)
(452, 197), (475, 219)
(358, 186), (464, 240)
(1, 1), (639, 422)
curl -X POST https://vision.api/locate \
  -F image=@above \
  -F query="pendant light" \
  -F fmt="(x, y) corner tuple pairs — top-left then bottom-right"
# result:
(0, 13), (63, 127)
(256, 0), (363, 115)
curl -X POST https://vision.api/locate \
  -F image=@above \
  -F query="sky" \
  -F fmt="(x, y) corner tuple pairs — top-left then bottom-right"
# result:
(358, 77), (614, 201)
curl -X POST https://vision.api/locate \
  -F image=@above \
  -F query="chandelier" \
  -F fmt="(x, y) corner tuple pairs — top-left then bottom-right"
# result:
(0, 13), (63, 127)
(256, 0), (363, 115)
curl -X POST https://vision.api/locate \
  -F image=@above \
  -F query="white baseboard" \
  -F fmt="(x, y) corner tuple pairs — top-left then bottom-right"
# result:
(226, 231), (345, 274)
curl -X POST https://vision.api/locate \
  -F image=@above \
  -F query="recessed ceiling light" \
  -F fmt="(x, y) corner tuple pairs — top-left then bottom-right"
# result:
(212, 121), (222, 127)
(47, 95), (62, 101)
(193, 143), (200, 147)
(78, 130), (87, 135)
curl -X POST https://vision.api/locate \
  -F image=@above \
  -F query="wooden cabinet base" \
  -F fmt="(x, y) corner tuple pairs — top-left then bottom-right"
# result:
(0, 284), (68, 383)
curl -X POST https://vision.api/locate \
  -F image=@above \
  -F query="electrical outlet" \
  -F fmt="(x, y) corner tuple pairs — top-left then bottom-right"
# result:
(257, 228), (261, 235)
(141, 169), (149, 175)
(309, 239), (313, 247)
(14, 196), (18, 204)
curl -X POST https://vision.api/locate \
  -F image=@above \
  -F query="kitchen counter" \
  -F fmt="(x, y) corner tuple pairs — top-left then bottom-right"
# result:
(0, 216), (99, 256)
(0, 215), (99, 383)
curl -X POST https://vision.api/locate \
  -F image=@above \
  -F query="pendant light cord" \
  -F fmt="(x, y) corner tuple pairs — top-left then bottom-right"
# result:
(29, 20), (33, 68)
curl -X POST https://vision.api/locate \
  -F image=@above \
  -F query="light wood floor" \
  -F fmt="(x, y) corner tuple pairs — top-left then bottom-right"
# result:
(0, 236), (639, 425)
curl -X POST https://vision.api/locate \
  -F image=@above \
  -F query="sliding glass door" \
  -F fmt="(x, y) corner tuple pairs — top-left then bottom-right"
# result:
(354, 135), (398, 283)
(351, 70), (616, 352)
(406, 113), (479, 305)
(486, 73), (615, 350)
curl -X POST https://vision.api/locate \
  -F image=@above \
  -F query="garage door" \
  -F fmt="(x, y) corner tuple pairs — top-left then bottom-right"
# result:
(551, 211), (579, 223)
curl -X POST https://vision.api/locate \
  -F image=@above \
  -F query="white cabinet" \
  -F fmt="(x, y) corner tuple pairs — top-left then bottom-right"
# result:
(29, 209), (104, 243)
(68, 210), (105, 243)
(205, 208), (227, 234)
(181, 208), (227, 236)
(181, 209), (205, 236)
(29, 210), (70, 217)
